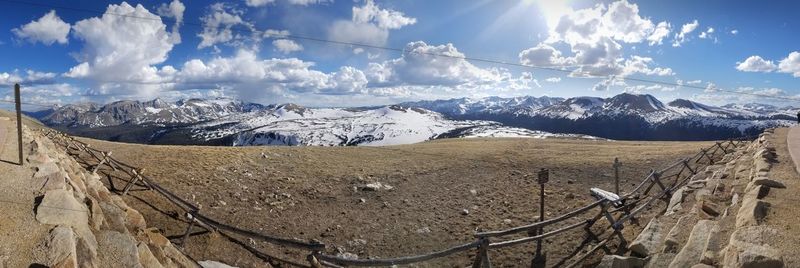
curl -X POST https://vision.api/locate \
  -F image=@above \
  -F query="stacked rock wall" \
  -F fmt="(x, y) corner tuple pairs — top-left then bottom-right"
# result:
(599, 129), (785, 268)
(26, 127), (198, 268)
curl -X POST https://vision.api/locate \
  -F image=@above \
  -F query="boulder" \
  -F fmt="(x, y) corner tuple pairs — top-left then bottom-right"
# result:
(744, 185), (769, 200)
(735, 198), (769, 228)
(96, 231), (142, 268)
(597, 255), (647, 268)
(697, 200), (721, 219)
(46, 226), (78, 268)
(645, 253), (676, 268)
(137, 242), (165, 268)
(751, 177), (786, 189)
(669, 220), (716, 268)
(665, 188), (685, 216)
(663, 215), (694, 253)
(753, 159), (770, 172)
(36, 189), (89, 228)
(629, 217), (665, 257)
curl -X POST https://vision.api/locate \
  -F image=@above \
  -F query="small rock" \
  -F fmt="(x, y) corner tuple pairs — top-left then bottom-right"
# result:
(469, 189), (477, 195)
(461, 209), (470, 215)
(358, 198), (366, 203)
(415, 227), (431, 234)
(565, 193), (575, 199)
(503, 219), (512, 225)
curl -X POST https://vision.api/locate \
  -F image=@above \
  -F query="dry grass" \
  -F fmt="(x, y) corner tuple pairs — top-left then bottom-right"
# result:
(78, 136), (712, 267)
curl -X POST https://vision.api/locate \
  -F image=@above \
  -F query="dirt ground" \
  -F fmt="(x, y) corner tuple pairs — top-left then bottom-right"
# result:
(73, 136), (713, 267)
(759, 128), (800, 267)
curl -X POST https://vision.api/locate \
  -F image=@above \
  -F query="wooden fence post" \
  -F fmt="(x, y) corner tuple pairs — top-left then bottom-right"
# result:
(472, 238), (491, 268)
(181, 209), (199, 247)
(91, 151), (111, 174)
(613, 158), (621, 195)
(122, 168), (143, 195)
(307, 253), (323, 268)
(14, 84), (22, 166)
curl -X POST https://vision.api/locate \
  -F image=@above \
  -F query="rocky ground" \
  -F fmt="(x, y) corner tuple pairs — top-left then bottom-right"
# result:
(70, 134), (715, 267)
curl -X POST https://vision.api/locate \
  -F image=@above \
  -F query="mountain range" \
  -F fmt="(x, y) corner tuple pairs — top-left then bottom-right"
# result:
(30, 93), (797, 146)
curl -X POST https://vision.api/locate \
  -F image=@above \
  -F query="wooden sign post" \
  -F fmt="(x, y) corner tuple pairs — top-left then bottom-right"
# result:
(14, 84), (22, 166)
(531, 168), (548, 268)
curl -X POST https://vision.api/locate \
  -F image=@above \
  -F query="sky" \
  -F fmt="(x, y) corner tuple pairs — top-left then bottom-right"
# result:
(0, 0), (799, 110)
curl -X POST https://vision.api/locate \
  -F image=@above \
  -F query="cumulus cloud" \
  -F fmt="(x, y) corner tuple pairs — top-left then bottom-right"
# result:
(328, 0), (415, 46)
(622, 56), (674, 76)
(672, 20), (699, 47)
(646, 21), (671, 45)
(64, 2), (181, 99)
(0, 70), (57, 86)
(272, 39), (303, 53)
(698, 27), (714, 39)
(778, 51), (800, 77)
(176, 49), (368, 98)
(156, 0), (185, 44)
(197, 3), (254, 49)
(521, 0), (676, 79)
(12, 10), (70, 45)
(735, 55), (777, 72)
(731, 29), (738, 35)
(365, 41), (508, 87)
(244, 0), (274, 7)
(287, 0), (331, 6)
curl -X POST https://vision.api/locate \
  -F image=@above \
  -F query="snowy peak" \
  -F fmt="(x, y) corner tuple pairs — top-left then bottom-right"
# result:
(604, 93), (666, 113)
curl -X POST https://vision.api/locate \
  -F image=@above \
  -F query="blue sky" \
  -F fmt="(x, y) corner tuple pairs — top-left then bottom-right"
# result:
(0, 0), (798, 109)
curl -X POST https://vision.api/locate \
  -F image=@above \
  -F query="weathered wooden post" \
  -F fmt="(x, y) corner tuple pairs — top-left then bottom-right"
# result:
(307, 253), (323, 268)
(91, 151), (111, 174)
(14, 84), (22, 165)
(180, 209), (199, 247)
(122, 168), (144, 195)
(613, 158), (621, 195)
(531, 168), (548, 268)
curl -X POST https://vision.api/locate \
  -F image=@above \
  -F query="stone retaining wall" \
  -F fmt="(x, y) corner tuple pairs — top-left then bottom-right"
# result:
(599, 129), (785, 268)
(27, 126), (198, 268)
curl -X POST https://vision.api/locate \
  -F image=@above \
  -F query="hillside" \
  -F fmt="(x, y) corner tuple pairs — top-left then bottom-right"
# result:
(78, 134), (712, 266)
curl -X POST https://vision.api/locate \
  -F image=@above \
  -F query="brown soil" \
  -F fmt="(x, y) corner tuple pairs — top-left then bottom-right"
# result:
(74, 136), (712, 267)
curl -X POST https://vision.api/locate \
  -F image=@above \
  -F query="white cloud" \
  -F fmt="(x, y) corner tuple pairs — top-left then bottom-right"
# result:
(272, 39), (303, 53)
(353, 0), (416, 30)
(287, 0), (331, 6)
(646, 21), (671, 45)
(545, 77), (562, 83)
(622, 56), (674, 76)
(244, 0), (274, 7)
(672, 20), (699, 47)
(176, 49), (367, 98)
(65, 2), (181, 98)
(698, 27), (714, 39)
(521, 1), (675, 79)
(736, 55), (777, 72)
(197, 3), (254, 49)
(365, 41), (508, 87)
(328, 0), (415, 46)
(156, 0), (185, 44)
(778, 51), (800, 77)
(730, 29), (738, 35)
(518, 44), (572, 67)
(0, 69), (58, 86)
(12, 10), (70, 45)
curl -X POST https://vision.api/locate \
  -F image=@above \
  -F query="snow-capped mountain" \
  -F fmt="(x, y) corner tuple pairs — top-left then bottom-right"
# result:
(190, 105), (587, 146)
(33, 93), (798, 145)
(401, 93), (797, 140)
(42, 98), (266, 127)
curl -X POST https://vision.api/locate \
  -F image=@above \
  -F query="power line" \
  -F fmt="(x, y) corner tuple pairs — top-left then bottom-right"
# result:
(0, 0), (798, 102)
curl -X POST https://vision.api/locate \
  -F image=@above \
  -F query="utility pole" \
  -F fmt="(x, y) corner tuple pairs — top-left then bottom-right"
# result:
(531, 168), (548, 268)
(14, 84), (22, 165)
(613, 158), (622, 194)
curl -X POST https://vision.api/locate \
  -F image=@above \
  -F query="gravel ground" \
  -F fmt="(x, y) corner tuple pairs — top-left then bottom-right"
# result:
(77, 136), (713, 267)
